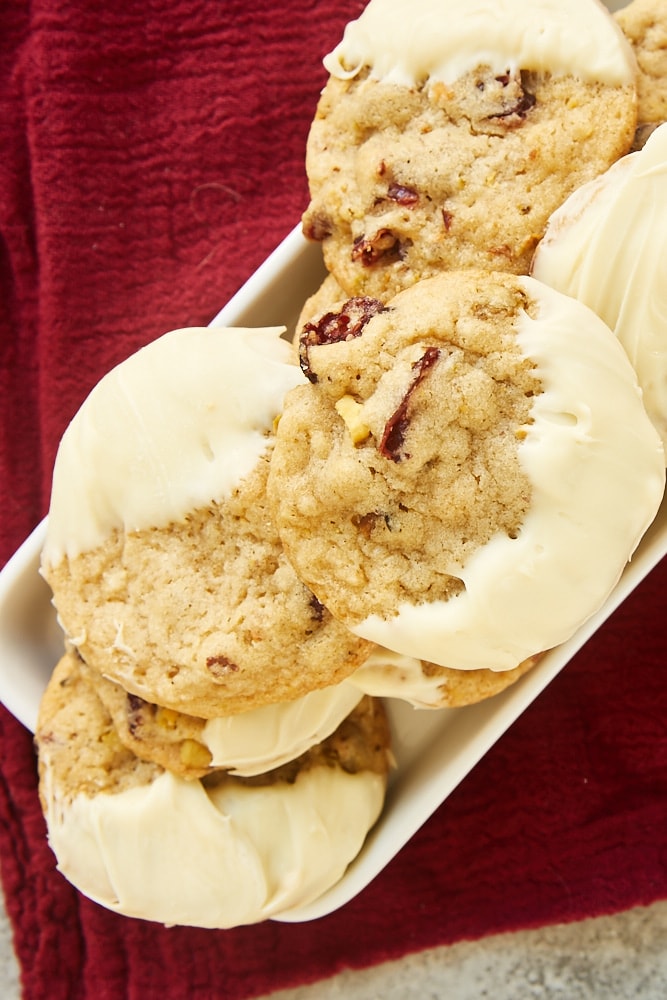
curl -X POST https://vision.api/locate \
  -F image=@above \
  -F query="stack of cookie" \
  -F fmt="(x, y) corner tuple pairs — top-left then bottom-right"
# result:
(37, 326), (392, 928)
(36, 0), (667, 928)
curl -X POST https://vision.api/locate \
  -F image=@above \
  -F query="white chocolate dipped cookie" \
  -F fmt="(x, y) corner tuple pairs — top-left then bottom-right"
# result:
(36, 651), (390, 928)
(302, 0), (637, 299)
(267, 270), (665, 673)
(41, 326), (373, 719)
(532, 121), (667, 456)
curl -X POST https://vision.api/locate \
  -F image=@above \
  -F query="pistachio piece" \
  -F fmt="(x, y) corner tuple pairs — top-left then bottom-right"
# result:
(335, 395), (371, 445)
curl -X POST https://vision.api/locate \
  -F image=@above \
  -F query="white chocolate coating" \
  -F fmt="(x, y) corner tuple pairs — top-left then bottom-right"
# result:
(203, 682), (363, 776)
(532, 123), (667, 456)
(42, 326), (305, 567)
(353, 278), (665, 671)
(42, 761), (385, 928)
(324, 0), (635, 87)
(350, 648), (444, 709)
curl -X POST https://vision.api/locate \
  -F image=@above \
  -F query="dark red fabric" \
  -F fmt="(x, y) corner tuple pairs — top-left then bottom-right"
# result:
(1, 1), (667, 998)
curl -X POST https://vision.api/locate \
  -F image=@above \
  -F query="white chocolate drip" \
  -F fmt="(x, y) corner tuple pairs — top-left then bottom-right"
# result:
(42, 762), (385, 928)
(42, 326), (304, 567)
(532, 123), (667, 457)
(203, 682), (363, 776)
(324, 0), (635, 87)
(351, 648), (445, 708)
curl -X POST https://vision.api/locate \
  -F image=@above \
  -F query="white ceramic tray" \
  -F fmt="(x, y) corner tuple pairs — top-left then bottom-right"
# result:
(1, 224), (665, 924)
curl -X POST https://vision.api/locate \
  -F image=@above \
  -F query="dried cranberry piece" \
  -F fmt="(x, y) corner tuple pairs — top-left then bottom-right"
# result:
(351, 511), (379, 539)
(351, 511), (393, 538)
(486, 71), (536, 123)
(379, 347), (441, 461)
(206, 654), (239, 677)
(308, 593), (326, 622)
(351, 229), (401, 267)
(303, 213), (332, 242)
(387, 182), (419, 206)
(126, 693), (147, 735)
(490, 89), (536, 120)
(299, 296), (387, 382)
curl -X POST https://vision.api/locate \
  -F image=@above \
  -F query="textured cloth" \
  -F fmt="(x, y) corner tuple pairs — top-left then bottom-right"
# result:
(1, 2), (667, 998)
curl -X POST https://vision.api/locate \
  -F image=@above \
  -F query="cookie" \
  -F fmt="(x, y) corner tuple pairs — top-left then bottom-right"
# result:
(301, 0), (637, 299)
(82, 656), (364, 780)
(268, 270), (664, 672)
(532, 121), (667, 456)
(351, 647), (541, 709)
(616, 0), (667, 127)
(36, 650), (390, 928)
(41, 326), (372, 719)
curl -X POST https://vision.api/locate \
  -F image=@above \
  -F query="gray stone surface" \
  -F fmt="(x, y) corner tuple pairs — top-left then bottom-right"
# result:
(0, 894), (19, 998)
